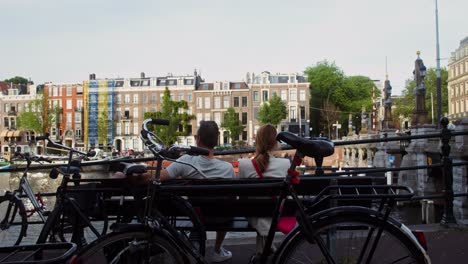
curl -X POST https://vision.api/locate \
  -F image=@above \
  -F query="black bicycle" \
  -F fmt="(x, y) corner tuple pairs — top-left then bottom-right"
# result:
(29, 134), (108, 248)
(75, 118), (430, 264)
(0, 152), (53, 246)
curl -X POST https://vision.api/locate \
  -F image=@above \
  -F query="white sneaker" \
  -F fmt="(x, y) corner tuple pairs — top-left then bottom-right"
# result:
(209, 247), (232, 263)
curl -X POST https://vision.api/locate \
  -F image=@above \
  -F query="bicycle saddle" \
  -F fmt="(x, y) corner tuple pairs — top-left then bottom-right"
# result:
(277, 131), (334, 158)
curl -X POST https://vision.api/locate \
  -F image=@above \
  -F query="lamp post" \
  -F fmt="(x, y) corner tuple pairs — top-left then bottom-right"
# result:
(435, 0), (442, 127)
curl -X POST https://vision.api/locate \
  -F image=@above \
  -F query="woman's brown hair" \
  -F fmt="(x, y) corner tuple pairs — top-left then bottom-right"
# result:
(254, 124), (278, 172)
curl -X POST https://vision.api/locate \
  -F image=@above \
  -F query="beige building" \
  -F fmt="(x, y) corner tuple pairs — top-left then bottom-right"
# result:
(448, 36), (468, 120)
(0, 83), (39, 158)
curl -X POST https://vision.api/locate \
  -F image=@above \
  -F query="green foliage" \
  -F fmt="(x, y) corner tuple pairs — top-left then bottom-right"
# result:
(16, 91), (57, 134)
(393, 68), (448, 124)
(305, 61), (377, 137)
(221, 107), (244, 142)
(258, 94), (287, 126)
(4, 76), (29, 85)
(143, 87), (194, 145)
(97, 111), (109, 145)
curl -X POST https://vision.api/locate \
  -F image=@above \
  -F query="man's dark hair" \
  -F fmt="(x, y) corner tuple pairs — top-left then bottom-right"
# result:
(197, 121), (219, 149)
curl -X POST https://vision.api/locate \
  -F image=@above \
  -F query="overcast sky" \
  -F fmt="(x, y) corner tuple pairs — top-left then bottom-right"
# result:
(1, 0), (467, 95)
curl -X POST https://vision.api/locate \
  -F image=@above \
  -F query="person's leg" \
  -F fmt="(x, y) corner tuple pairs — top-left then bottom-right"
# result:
(214, 231), (226, 252)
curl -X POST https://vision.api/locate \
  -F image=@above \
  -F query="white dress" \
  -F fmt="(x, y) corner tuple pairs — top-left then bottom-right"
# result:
(238, 155), (290, 235)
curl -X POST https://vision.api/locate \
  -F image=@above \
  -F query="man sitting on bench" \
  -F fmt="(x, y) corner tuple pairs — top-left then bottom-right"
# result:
(117, 120), (235, 262)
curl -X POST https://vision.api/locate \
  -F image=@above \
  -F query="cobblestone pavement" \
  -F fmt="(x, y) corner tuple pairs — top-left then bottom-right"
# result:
(2, 223), (468, 263)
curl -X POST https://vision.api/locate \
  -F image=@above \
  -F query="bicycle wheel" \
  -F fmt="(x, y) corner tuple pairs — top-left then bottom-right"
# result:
(77, 231), (185, 263)
(54, 210), (108, 247)
(160, 195), (206, 256)
(274, 208), (428, 264)
(37, 200), (108, 248)
(0, 195), (27, 246)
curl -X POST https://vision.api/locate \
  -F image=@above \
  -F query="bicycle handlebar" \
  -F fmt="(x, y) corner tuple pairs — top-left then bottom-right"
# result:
(35, 132), (90, 157)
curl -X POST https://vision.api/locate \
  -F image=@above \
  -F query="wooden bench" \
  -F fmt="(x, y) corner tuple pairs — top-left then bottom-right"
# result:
(90, 176), (386, 232)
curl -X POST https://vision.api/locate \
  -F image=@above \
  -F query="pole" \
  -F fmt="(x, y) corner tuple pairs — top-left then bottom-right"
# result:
(435, 0), (442, 126)
(431, 92), (434, 124)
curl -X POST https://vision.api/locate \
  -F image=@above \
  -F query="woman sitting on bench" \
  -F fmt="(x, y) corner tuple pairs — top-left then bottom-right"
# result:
(238, 124), (290, 256)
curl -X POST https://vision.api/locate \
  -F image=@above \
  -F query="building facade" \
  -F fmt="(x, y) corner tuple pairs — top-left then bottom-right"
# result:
(247, 71), (310, 139)
(0, 83), (39, 158)
(0, 71), (310, 154)
(448, 36), (468, 120)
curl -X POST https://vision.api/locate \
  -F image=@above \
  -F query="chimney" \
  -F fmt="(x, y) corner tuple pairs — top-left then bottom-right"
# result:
(89, 73), (96, 80)
(140, 72), (145, 78)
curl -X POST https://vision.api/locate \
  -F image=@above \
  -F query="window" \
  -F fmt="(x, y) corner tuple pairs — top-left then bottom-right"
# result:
(197, 113), (203, 122)
(187, 93), (192, 102)
(184, 79), (194, 85)
(241, 96), (247, 107)
(214, 112), (221, 125)
(242, 131), (247, 141)
(253, 91), (259, 102)
(204, 113), (211, 121)
(214, 97), (221, 109)
(133, 94), (138, 104)
(75, 128), (81, 137)
(290, 106), (297, 121)
(142, 94), (147, 103)
(76, 85), (83, 94)
(116, 94), (121, 103)
(133, 123), (139, 135)
(290, 89), (297, 101)
(124, 94), (130, 103)
(196, 98), (202, 109)
(234, 97), (239, 107)
(299, 90), (306, 101)
(133, 107), (138, 118)
(178, 93), (184, 101)
(141, 80), (150, 86)
(262, 90), (269, 101)
(242, 112), (247, 125)
(124, 123), (130, 135)
(151, 94), (157, 103)
(188, 106), (192, 115)
(66, 86), (72, 96)
(300, 106), (305, 120)
(66, 99), (72, 109)
(234, 83), (241, 89)
(66, 113), (72, 128)
(223, 96), (230, 108)
(281, 90), (287, 100)
(204, 97), (210, 109)
(75, 112), (82, 123)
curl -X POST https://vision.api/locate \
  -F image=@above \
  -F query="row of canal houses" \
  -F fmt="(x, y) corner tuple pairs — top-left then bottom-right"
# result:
(0, 71), (312, 159)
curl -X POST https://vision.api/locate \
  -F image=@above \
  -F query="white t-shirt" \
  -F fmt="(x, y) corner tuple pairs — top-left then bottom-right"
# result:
(238, 154), (291, 236)
(166, 154), (235, 179)
(238, 155), (290, 179)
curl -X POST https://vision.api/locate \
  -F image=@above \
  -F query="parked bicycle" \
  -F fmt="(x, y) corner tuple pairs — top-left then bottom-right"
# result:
(0, 152), (53, 246)
(0, 134), (107, 248)
(75, 118), (430, 263)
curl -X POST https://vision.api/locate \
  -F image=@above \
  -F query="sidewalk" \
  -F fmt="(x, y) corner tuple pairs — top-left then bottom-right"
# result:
(207, 224), (468, 264)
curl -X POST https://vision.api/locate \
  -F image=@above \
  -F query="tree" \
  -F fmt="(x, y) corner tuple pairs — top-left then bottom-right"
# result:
(221, 107), (244, 144)
(17, 90), (58, 134)
(4, 76), (29, 85)
(305, 61), (345, 136)
(258, 94), (287, 126)
(393, 68), (448, 125)
(305, 61), (377, 136)
(143, 87), (194, 146)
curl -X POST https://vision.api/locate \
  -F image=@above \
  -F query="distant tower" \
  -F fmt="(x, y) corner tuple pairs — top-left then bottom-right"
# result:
(412, 51), (428, 125)
(246, 72), (251, 84)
